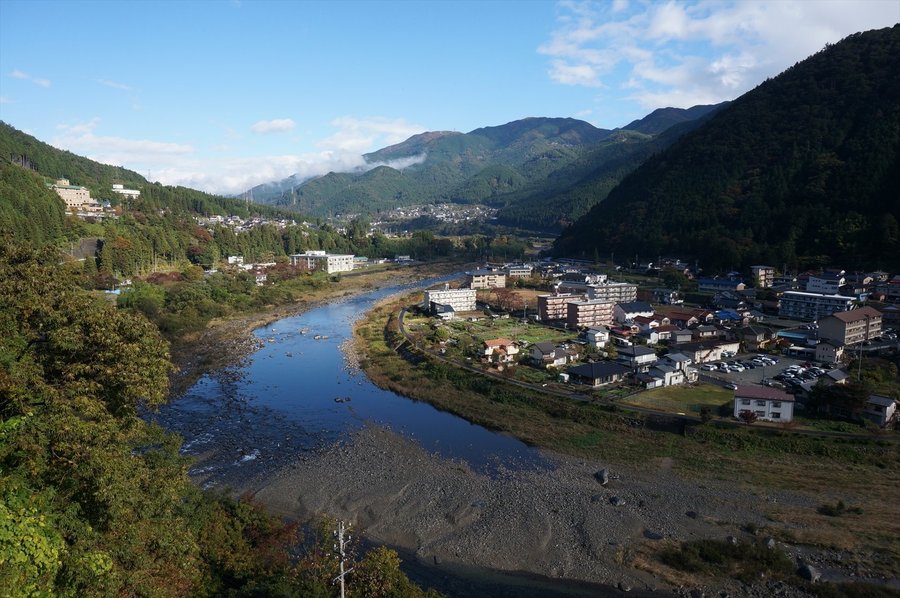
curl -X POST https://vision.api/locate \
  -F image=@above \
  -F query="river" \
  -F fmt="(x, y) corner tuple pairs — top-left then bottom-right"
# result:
(154, 275), (640, 597)
(155, 275), (550, 486)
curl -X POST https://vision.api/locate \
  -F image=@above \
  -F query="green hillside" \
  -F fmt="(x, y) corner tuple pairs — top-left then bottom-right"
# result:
(264, 111), (718, 227)
(554, 26), (900, 272)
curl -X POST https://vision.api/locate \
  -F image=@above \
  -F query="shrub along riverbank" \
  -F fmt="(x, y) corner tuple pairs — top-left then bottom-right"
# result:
(354, 295), (900, 584)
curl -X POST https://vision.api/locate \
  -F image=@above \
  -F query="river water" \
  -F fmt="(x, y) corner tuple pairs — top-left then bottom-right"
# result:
(154, 275), (636, 597)
(155, 275), (551, 488)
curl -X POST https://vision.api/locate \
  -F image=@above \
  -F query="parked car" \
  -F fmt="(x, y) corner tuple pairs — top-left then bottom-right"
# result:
(725, 383), (738, 390)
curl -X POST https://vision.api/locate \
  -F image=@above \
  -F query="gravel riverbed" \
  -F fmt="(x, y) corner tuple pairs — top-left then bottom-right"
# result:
(238, 424), (812, 595)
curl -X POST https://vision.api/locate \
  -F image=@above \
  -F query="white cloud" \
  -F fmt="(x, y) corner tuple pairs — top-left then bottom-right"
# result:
(539, 1), (899, 108)
(318, 116), (426, 153)
(53, 119), (193, 167)
(10, 68), (50, 87)
(46, 116), (429, 196)
(98, 79), (133, 91)
(251, 118), (296, 134)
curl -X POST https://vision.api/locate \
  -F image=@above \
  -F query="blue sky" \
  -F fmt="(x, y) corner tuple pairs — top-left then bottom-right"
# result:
(1, 0), (897, 195)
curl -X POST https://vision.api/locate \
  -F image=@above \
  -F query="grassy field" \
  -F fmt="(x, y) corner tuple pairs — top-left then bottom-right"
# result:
(621, 384), (733, 415)
(354, 294), (900, 579)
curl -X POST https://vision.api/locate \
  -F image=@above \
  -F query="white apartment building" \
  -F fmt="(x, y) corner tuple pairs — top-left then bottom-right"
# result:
(537, 292), (579, 321)
(778, 291), (856, 321)
(585, 282), (638, 304)
(112, 183), (141, 199)
(289, 250), (355, 274)
(467, 269), (507, 289)
(806, 272), (845, 294)
(423, 286), (477, 313)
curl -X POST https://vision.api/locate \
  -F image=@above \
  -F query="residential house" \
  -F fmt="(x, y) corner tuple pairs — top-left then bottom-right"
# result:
(666, 308), (713, 328)
(740, 325), (776, 352)
(862, 395), (897, 428)
(676, 340), (741, 364)
(530, 342), (568, 368)
(566, 361), (631, 387)
(670, 329), (694, 344)
(733, 386), (795, 422)
(482, 338), (519, 365)
(638, 288), (682, 305)
(646, 364), (685, 387)
(817, 306), (882, 346)
(613, 301), (654, 324)
(633, 314), (671, 332)
(640, 324), (680, 345)
(692, 324), (720, 340)
(616, 346), (658, 372)
(583, 326), (610, 348)
(661, 352), (698, 382)
(252, 269), (267, 286)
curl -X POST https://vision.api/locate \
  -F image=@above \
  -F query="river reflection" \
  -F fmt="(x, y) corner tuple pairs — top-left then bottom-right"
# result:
(154, 274), (552, 487)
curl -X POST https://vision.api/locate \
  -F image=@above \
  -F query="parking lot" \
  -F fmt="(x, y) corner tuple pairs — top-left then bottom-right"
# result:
(698, 354), (823, 389)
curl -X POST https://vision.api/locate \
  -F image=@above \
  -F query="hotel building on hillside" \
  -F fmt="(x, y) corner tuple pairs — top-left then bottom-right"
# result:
(778, 291), (856, 321)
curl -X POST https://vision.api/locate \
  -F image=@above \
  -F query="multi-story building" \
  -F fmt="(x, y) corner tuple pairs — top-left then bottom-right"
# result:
(817, 306), (882, 346)
(778, 291), (856, 321)
(466, 269), (507, 289)
(422, 286), (477, 313)
(585, 282), (637, 304)
(504, 264), (533, 278)
(289, 250), (355, 274)
(750, 265), (776, 289)
(49, 178), (93, 211)
(566, 298), (614, 329)
(806, 272), (845, 295)
(537, 292), (579, 322)
(111, 183), (141, 200)
(697, 277), (746, 293)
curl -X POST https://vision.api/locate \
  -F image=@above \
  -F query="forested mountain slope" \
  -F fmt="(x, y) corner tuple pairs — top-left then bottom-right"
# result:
(258, 109), (719, 226)
(554, 26), (900, 272)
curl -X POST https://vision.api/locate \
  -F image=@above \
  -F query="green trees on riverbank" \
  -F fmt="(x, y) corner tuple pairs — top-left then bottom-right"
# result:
(0, 242), (438, 597)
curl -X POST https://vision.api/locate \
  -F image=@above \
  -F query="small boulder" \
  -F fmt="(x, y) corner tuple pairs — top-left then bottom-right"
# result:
(686, 510), (699, 519)
(618, 581), (632, 592)
(610, 496), (625, 507)
(798, 563), (821, 583)
(726, 536), (738, 545)
(595, 468), (609, 485)
(765, 537), (777, 550)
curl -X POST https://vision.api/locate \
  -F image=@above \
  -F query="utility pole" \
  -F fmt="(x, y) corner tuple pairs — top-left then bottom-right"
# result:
(333, 521), (353, 598)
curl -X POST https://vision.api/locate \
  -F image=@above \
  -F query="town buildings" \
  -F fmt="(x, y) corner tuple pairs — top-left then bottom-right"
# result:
(423, 286), (477, 314)
(467, 269), (507, 289)
(289, 250), (355, 274)
(733, 386), (795, 422)
(566, 298), (614, 329)
(778, 291), (856, 321)
(817, 306), (882, 346)
(750, 265), (775, 288)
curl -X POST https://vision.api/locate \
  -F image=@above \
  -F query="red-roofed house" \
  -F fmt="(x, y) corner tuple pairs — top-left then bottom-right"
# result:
(482, 338), (519, 364)
(733, 385), (794, 422)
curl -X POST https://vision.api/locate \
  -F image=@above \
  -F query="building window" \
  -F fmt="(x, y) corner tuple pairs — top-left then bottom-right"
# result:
(755, 411), (765, 417)
(771, 412), (781, 419)
(741, 399), (751, 405)
(772, 401), (781, 408)
(756, 400), (767, 407)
